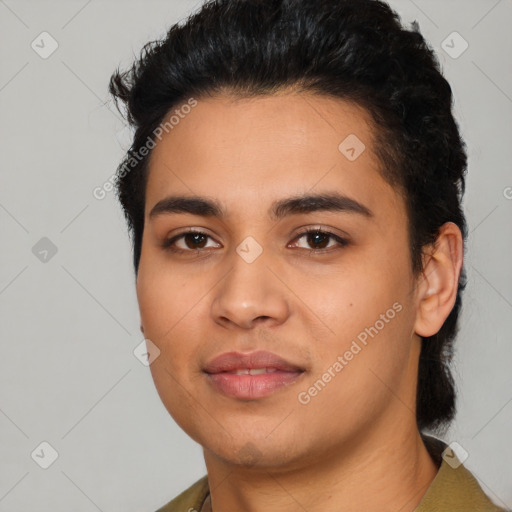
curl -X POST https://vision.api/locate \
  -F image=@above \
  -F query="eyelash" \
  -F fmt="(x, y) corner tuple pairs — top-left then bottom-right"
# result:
(161, 227), (349, 255)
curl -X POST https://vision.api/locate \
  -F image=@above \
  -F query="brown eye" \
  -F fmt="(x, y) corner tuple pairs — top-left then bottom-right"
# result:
(162, 227), (349, 255)
(290, 229), (349, 252)
(181, 232), (208, 249)
(162, 229), (219, 253)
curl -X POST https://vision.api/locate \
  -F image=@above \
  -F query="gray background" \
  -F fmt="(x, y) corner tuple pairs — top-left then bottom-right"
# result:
(0, 0), (511, 510)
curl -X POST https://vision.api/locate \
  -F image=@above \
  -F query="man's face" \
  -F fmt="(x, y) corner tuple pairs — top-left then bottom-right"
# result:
(137, 93), (422, 469)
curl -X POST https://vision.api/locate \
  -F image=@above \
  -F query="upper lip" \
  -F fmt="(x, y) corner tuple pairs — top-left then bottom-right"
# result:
(203, 350), (304, 374)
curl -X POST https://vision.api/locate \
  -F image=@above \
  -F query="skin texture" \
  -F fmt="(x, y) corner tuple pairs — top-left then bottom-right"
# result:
(136, 93), (463, 512)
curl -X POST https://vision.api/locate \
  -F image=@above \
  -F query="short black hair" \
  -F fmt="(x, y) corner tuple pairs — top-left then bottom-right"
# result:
(109, 0), (468, 433)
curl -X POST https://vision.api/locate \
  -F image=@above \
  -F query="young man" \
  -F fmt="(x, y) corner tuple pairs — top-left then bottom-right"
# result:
(109, 0), (506, 510)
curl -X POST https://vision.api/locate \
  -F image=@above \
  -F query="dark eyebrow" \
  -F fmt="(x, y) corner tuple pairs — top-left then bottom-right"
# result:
(148, 192), (373, 221)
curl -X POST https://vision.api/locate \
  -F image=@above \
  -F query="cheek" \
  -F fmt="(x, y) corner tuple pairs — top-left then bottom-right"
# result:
(137, 267), (207, 430)
(136, 258), (189, 338)
(316, 254), (411, 342)
(306, 245), (416, 388)
(296, 301), (415, 440)
(136, 263), (208, 375)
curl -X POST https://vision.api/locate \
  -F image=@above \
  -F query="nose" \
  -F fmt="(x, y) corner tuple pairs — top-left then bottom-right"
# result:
(210, 247), (290, 330)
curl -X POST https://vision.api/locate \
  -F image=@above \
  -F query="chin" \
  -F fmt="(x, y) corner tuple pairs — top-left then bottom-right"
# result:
(201, 433), (308, 471)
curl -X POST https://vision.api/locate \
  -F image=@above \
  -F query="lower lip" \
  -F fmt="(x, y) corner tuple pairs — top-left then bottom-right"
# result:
(206, 371), (303, 400)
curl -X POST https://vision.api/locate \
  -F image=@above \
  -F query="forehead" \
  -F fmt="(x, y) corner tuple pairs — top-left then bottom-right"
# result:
(145, 93), (399, 220)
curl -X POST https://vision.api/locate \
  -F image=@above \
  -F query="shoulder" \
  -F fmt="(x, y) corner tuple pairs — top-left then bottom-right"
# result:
(154, 475), (209, 512)
(416, 436), (508, 512)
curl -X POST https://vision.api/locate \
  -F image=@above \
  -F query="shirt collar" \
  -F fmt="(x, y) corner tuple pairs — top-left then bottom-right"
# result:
(157, 435), (505, 511)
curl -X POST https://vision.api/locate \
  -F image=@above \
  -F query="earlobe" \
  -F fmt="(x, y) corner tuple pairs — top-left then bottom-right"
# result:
(414, 222), (464, 338)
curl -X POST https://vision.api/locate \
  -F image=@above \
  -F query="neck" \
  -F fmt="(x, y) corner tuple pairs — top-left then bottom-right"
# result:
(202, 419), (438, 512)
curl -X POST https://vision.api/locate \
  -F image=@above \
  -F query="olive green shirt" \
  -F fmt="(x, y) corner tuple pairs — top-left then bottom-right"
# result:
(155, 436), (507, 511)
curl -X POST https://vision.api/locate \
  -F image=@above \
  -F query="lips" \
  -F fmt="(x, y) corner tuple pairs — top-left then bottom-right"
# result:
(204, 350), (304, 374)
(203, 350), (305, 400)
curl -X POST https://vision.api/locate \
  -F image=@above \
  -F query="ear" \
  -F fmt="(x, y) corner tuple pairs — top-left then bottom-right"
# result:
(414, 222), (464, 338)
